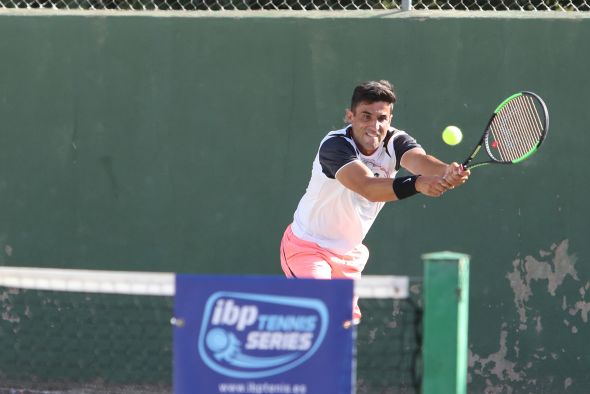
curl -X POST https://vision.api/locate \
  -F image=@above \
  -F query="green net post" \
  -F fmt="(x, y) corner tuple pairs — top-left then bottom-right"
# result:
(421, 251), (470, 394)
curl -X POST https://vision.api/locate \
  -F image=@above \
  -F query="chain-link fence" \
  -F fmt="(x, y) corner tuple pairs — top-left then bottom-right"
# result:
(0, 0), (588, 12)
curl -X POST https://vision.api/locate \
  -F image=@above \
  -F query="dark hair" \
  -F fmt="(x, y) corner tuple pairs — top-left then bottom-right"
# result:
(350, 80), (397, 111)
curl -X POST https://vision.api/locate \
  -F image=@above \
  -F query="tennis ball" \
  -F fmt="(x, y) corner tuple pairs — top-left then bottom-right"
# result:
(442, 125), (463, 146)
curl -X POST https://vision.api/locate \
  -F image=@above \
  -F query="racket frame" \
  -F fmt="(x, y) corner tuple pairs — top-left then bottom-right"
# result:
(462, 91), (549, 170)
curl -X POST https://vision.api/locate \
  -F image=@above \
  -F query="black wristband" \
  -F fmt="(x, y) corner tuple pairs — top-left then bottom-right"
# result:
(392, 175), (420, 200)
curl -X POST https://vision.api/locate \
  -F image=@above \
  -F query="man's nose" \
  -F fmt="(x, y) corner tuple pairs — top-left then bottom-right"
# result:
(368, 119), (380, 131)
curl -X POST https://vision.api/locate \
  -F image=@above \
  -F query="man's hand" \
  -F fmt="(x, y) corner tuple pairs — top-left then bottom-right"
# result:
(416, 163), (470, 197)
(415, 175), (448, 197)
(441, 162), (470, 190)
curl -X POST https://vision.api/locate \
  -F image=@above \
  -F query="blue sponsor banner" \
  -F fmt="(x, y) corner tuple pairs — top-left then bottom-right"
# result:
(174, 276), (354, 394)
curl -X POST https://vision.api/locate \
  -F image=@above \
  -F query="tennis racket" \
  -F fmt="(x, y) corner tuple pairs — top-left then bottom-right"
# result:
(462, 91), (549, 170)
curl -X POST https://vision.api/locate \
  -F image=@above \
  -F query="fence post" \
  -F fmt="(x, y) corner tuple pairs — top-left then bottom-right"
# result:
(401, 0), (413, 11)
(421, 251), (470, 394)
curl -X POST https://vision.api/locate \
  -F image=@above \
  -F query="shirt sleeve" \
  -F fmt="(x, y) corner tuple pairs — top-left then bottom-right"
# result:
(393, 133), (422, 170)
(319, 136), (358, 179)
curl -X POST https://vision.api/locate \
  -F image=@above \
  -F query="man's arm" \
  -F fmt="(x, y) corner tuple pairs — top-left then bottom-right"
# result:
(400, 147), (469, 188)
(335, 161), (449, 202)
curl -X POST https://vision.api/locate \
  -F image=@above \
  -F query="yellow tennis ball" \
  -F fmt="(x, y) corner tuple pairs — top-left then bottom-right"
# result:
(442, 125), (463, 146)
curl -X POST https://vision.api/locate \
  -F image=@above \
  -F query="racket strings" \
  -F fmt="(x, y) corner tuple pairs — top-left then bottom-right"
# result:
(488, 95), (545, 162)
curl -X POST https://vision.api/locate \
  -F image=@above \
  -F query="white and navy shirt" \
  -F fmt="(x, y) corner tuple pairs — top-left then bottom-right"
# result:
(291, 126), (421, 254)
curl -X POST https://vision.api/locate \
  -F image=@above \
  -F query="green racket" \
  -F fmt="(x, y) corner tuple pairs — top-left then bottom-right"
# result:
(463, 91), (549, 170)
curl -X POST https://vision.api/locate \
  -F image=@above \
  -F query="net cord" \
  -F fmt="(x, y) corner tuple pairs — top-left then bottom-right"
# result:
(0, 267), (411, 299)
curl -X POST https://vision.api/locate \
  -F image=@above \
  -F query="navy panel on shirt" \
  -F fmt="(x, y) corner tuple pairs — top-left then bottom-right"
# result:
(392, 133), (421, 170)
(319, 136), (358, 179)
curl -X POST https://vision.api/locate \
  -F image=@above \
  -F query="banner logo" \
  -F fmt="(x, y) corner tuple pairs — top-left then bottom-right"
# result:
(198, 291), (328, 379)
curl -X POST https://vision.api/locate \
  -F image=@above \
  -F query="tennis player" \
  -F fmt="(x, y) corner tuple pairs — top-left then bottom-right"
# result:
(280, 80), (470, 323)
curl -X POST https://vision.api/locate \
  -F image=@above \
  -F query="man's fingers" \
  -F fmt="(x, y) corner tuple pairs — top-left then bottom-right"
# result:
(419, 175), (466, 197)
(445, 172), (469, 187)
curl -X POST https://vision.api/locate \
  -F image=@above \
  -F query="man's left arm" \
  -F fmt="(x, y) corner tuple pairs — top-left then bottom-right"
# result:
(400, 147), (470, 188)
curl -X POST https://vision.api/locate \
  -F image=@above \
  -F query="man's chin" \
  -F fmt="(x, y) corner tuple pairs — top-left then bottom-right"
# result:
(359, 142), (379, 155)
(365, 139), (380, 150)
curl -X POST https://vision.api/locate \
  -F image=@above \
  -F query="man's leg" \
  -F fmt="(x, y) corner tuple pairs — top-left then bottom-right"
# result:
(329, 244), (369, 323)
(280, 225), (332, 279)
(280, 225), (370, 322)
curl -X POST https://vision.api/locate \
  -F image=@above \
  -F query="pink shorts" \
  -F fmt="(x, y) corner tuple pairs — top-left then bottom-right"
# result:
(279, 225), (369, 322)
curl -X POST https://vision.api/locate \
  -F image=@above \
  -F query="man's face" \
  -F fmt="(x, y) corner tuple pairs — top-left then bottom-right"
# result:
(346, 101), (393, 156)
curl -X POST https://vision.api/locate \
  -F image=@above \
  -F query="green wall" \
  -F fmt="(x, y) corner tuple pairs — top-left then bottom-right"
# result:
(0, 12), (588, 392)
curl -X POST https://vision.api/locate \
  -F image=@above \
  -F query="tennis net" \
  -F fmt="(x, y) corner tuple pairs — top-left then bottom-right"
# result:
(0, 267), (422, 393)
(355, 276), (422, 394)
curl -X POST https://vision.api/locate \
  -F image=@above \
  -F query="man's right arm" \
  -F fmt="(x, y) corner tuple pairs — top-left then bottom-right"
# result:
(321, 134), (450, 201)
(336, 161), (448, 201)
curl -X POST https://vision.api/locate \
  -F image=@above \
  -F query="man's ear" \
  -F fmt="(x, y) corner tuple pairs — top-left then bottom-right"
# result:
(344, 108), (353, 123)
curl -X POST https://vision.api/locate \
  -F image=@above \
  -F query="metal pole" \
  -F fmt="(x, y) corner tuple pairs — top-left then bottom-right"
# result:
(401, 0), (412, 11)
(421, 251), (470, 394)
